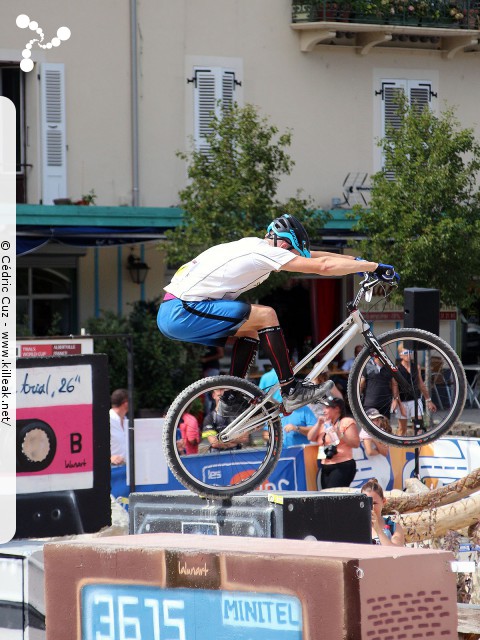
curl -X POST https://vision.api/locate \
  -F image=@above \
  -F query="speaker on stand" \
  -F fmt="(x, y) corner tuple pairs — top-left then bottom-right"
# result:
(404, 288), (440, 336)
(403, 288), (440, 478)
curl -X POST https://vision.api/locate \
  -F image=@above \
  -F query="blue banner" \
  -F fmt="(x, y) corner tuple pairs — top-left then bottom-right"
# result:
(82, 584), (303, 640)
(111, 446), (307, 498)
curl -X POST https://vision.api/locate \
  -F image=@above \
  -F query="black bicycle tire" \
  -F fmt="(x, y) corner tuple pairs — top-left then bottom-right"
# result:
(348, 328), (466, 447)
(163, 375), (283, 498)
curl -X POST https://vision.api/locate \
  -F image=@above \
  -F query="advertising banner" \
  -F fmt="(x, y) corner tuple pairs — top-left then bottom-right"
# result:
(112, 441), (307, 498)
(388, 437), (480, 490)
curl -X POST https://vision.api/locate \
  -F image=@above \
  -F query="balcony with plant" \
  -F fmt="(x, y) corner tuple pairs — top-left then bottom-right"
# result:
(292, 0), (480, 27)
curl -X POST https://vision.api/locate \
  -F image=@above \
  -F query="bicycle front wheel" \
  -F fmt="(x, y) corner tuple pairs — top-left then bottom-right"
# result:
(163, 375), (283, 499)
(348, 328), (466, 447)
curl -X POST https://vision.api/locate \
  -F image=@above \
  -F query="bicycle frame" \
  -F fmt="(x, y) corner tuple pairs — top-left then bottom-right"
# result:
(219, 275), (395, 444)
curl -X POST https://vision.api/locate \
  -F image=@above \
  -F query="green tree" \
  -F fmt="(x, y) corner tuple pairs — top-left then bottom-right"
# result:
(86, 302), (202, 412)
(164, 102), (329, 299)
(352, 98), (480, 308)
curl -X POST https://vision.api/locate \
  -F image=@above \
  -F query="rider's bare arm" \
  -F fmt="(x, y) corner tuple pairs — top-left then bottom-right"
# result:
(310, 250), (356, 259)
(280, 254), (378, 277)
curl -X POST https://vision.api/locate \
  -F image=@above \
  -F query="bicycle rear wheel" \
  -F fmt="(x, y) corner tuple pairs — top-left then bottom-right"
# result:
(348, 328), (466, 447)
(163, 375), (282, 499)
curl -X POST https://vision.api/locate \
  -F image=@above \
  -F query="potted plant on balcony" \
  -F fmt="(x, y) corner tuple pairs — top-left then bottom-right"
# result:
(464, 6), (480, 27)
(351, 0), (386, 23)
(75, 189), (97, 206)
(448, 1), (478, 26)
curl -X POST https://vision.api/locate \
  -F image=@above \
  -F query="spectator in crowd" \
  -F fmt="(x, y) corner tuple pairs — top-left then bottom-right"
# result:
(361, 478), (405, 546)
(258, 367), (282, 402)
(360, 354), (399, 419)
(202, 388), (248, 451)
(280, 404), (317, 447)
(177, 412), (201, 455)
(396, 343), (436, 436)
(307, 396), (360, 489)
(359, 408), (391, 458)
(109, 388), (129, 466)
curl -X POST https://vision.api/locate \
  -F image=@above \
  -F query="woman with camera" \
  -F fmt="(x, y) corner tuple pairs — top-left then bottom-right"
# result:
(307, 396), (360, 489)
(361, 478), (405, 546)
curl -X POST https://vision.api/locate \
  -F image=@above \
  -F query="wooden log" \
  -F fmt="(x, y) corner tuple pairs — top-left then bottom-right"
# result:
(457, 603), (480, 637)
(401, 493), (480, 542)
(384, 467), (480, 514)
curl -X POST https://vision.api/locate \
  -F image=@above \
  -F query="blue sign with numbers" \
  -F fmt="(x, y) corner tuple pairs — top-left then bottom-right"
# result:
(82, 584), (303, 640)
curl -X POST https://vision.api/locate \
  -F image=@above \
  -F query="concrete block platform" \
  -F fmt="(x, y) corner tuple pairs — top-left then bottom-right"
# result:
(44, 533), (457, 640)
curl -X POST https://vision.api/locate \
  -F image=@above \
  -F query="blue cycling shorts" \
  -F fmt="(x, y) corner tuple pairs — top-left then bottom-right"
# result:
(157, 298), (251, 347)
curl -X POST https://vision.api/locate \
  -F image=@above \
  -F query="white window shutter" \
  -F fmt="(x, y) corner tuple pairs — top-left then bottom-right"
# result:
(381, 80), (407, 140)
(409, 81), (432, 113)
(381, 80), (407, 179)
(193, 67), (238, 154)
(40, 63), (67, 204)
(221, 71), (235, 113)
(194, 69), (217, 155)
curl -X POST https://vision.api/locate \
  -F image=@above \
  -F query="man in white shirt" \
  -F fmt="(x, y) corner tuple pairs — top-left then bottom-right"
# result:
(158, 214), (395, 414)
(109, 388), (128, 465)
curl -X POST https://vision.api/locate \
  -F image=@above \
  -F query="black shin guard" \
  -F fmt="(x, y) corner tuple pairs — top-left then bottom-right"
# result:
(258, 326), (294, 385)
(229, 337), (259, 378)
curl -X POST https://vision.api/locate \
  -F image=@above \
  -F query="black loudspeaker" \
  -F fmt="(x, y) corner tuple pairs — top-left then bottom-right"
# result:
(15, 491), (84, 538)
(129, 490), (372, 544)
(404, 287), (440, 335)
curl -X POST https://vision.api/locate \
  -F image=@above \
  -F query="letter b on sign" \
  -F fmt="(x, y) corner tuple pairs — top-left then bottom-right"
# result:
(70, 433), (82, 453)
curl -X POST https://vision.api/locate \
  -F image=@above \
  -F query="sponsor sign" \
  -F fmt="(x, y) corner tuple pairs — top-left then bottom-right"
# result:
(16, 338), (94, 358)
(81, 585), (302, 640)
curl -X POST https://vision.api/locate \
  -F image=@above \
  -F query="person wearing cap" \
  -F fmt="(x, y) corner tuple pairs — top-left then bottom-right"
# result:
(307, 396), (360, 489)
(359, 408), (391, 458)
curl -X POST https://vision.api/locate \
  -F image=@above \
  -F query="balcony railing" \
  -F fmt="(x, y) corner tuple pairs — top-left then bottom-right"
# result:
(292, 0), (480, 28)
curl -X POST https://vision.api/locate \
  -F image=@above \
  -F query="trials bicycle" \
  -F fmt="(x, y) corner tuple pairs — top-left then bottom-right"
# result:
(163, 272), (467, 499)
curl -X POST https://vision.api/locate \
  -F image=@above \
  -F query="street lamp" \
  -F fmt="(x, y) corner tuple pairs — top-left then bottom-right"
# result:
(127, 252), (150, 285)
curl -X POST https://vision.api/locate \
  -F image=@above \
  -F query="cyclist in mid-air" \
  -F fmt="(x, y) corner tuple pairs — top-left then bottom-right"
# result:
(158, 214), (395, 415)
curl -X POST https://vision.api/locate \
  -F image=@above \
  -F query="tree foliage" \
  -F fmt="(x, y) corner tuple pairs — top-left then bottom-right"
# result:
(86, 302), (202, 412)
(352, 98), (480, 308)
(164, 103), (329, 299)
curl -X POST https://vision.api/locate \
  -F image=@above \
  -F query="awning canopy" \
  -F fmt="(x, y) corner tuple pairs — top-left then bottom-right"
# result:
(16, 204), (359, 255)
(16, 204), (184, 255)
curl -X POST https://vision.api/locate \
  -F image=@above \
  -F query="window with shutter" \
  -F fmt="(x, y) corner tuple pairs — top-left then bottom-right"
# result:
(379, 78), (435, 178)
(192, 67), (239, 154)
(40, 62), (67, 204)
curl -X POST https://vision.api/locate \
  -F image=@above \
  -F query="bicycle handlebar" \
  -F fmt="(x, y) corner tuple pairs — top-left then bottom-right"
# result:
(350, 270), (398, 309)
(360, 269), (399, 287)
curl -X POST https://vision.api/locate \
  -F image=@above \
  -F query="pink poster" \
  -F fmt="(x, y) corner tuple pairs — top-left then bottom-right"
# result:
(16, 363), (95, 493)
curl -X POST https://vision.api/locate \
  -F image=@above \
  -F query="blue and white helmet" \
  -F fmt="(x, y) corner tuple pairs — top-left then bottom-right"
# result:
(266, 214), (311, 258)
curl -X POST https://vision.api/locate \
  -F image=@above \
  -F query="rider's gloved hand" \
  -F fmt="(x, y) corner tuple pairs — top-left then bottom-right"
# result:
(374, 263), (398, 282)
